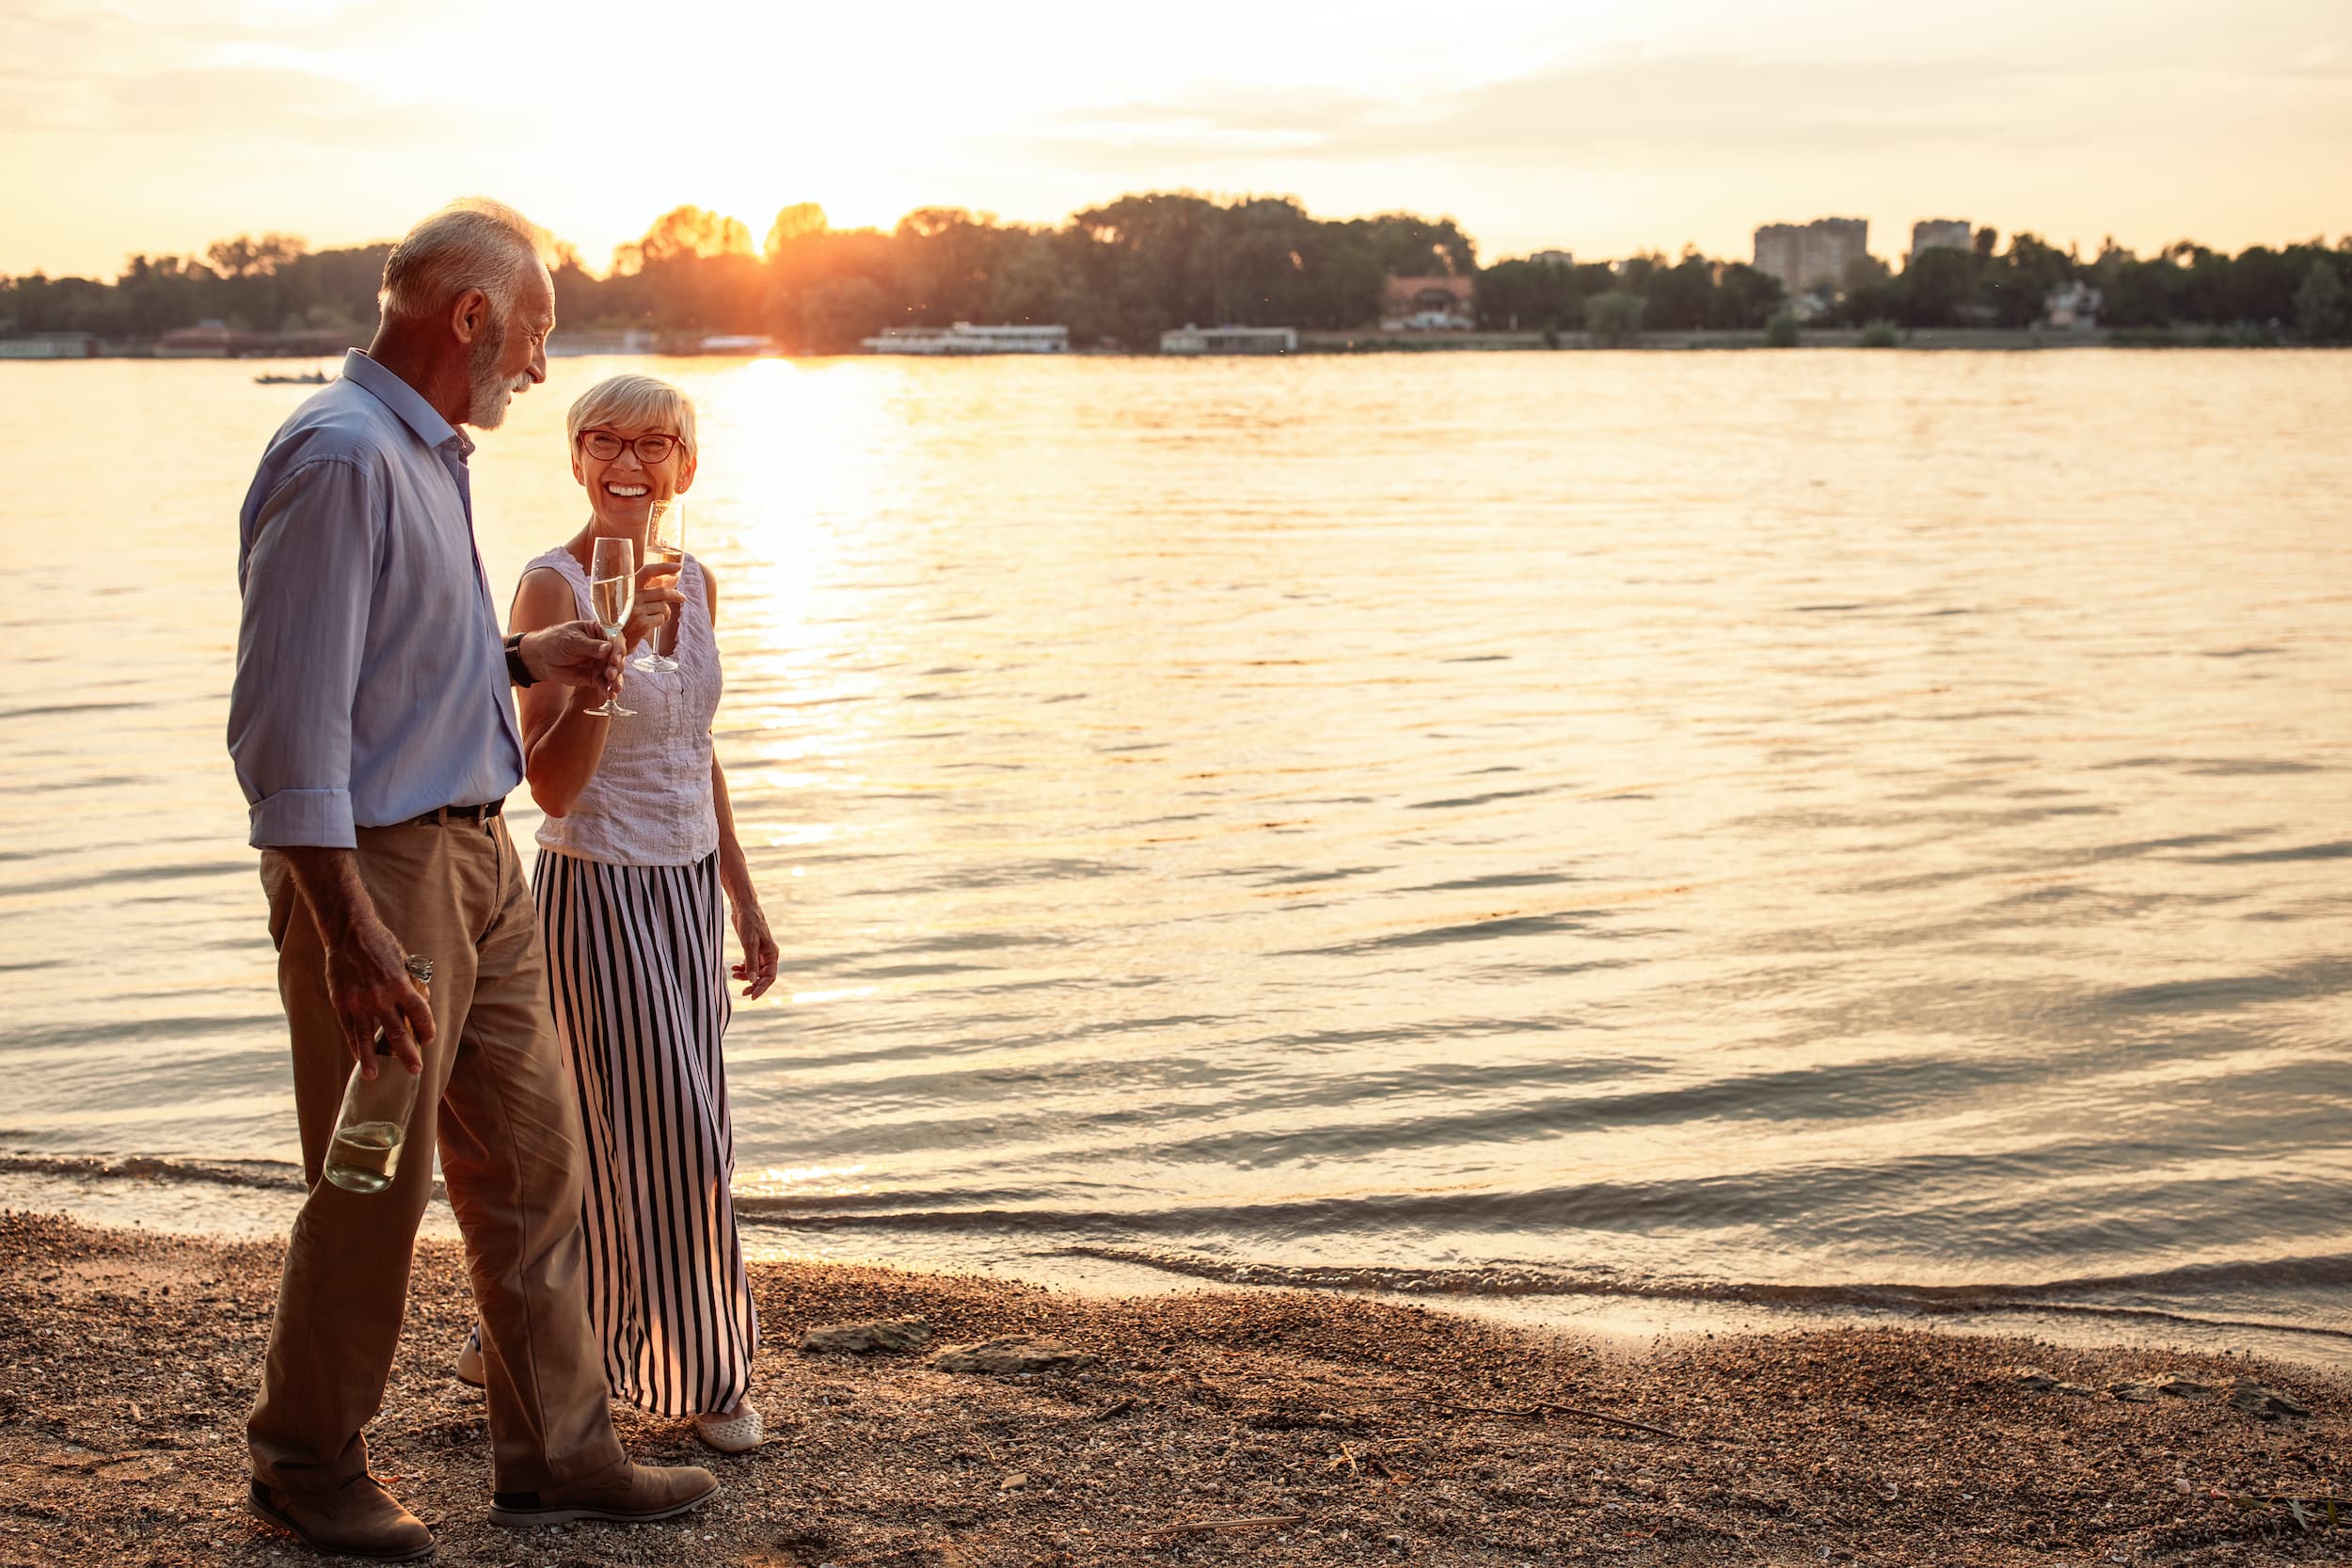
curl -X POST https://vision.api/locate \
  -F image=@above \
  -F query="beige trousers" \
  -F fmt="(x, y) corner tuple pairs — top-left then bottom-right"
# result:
(247, 816), (625, 1496)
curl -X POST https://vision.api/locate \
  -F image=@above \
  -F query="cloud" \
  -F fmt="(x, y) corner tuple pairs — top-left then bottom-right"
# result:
(85, 57), (511, 156)
(1045, 42), (2352, 172)
(105, 63), (352, 132)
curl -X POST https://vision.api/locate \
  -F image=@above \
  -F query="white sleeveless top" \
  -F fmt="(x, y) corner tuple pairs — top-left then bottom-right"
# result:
(524, 545), (723, 867)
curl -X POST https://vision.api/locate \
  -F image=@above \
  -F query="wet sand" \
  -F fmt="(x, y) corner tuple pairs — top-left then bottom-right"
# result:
(1, 1211), (2344, 1566)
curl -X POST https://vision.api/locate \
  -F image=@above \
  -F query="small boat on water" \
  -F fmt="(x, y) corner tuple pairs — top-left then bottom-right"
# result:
(253, 371), (333, 386)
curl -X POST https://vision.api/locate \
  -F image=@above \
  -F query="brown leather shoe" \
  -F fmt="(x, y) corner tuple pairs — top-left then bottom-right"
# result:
(248, 1475), (435, 1561)
(486, 1460), (720, 1528)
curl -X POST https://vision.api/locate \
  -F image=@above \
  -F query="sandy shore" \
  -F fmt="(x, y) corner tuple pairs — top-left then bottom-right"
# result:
(1, 1212), (2344, 1566)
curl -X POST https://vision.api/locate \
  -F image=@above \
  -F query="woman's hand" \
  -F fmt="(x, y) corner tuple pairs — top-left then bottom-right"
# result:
(729, 897), (780, 999)
(624, 561), (685, 654)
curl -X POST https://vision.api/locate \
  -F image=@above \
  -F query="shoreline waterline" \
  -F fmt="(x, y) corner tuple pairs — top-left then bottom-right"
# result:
(10, 1154), (2347, 1375)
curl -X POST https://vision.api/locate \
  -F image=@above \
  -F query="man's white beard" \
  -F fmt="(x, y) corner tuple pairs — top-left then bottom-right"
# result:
(464, 314), (528, 428)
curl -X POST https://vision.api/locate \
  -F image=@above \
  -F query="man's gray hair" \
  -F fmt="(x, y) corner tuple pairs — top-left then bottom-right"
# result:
(378, 198), (554, 323)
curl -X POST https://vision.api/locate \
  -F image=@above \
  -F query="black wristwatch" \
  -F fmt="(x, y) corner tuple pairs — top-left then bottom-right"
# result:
(504, 632), (538, 688)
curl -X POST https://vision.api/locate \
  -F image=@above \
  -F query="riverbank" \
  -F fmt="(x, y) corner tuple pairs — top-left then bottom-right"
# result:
(2, 1212), (2344, 1566)
(1298, 325), (2316, 351)
(12, 325), (2330, 361)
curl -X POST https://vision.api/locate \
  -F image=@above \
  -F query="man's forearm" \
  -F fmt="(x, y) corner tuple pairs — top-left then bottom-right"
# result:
(271, 843), (435, 1065)
(276, 845), (383, 948)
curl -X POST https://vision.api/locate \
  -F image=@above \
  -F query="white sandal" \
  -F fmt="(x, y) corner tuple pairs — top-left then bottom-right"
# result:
(691, 1402), (764, 1454)
(453, 1323), (485, 1388)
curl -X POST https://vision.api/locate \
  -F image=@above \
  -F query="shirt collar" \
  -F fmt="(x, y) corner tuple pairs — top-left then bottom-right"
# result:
(340, 349), (475, 459)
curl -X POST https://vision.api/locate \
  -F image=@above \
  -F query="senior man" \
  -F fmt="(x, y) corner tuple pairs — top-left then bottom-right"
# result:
(228, 198), (717, 1561)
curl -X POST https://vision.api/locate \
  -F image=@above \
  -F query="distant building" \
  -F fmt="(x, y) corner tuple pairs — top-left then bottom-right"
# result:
(1159, 325), (1297, 356)
(2044, 280), (2103, 330)
(1752, 218), (1869, 293)
(1910, 219), (1973, 262)
(548, 328), (657, 357)
(1528, 249), (1574, 269)
(156, 320), (256, 358)
(863, 323), (1068, 356)
(0, 331), (97, 359)
(1380, 276), (1475, 330)
(698, 334), (783, 356)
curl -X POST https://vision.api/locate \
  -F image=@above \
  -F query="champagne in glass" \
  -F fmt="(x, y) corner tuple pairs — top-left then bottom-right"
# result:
(585, 535), (636, 718)
(636, 497), (686, 673)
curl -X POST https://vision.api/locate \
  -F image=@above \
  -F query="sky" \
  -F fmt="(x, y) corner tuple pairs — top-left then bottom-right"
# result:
(5, 0), (2347, 279)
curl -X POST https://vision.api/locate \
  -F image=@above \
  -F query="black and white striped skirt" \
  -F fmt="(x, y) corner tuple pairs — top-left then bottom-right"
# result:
(533, 848), (758, 1417)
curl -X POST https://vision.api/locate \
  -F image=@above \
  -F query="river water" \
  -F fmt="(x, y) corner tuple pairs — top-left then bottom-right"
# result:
(5, 351), (2348, 1358)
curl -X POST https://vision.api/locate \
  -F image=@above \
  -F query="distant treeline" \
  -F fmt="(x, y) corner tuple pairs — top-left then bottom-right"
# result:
(6, 197), (2350, 349)
(0, 196), (1473, 353)
(1483, 229), (2352, 341)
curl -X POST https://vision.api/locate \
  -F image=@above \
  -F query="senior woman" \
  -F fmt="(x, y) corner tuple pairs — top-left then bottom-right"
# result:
(472, 371), (781, 1454)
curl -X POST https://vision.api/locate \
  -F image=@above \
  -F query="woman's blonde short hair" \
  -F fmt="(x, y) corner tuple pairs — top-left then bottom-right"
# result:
(565, 373), (698, 461)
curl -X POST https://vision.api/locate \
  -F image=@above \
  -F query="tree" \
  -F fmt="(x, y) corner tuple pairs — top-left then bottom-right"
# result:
(1475, 257), (1599, 330)
(1710, 262), (1786, 329)
(2295, 259), (2349, 343)
(1641, 253), (1717, 330)
(2092, 244), (2179, 326)
(763, 203), (828, 260)
(614, 206), (755, 273)
(1979, 230), (2075, 327)
(1299, 241), (1388, 329)
(800, 276), (890, 352)
(1763, 311), (1800, 347)
(1583, 290), (1645, 346)
(206, 233), (307, 278)
(1893, 246), (1975, 326)
(983, 233), (1079, 325)
(894, 208), (1019, 325)
(1843, 254), (1892, 292)
(1338, 212), (1477, 277)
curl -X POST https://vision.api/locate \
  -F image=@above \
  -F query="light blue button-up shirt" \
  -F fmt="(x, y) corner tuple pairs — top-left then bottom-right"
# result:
(228, 349), (526, 847)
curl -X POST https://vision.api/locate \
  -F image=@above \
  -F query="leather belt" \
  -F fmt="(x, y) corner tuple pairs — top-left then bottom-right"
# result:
(404, 800), (506, 828)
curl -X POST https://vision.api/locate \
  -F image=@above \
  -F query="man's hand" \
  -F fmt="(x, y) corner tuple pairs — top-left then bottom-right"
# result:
(323, 913), (434, 1078)
(278, 847), (436, 1078)
(522, 621), (626, 691)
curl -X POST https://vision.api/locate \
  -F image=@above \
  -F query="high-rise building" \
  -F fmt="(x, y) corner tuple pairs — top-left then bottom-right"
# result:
(1752, 217), (1869, 293)
(1910, 219), (1973, 262)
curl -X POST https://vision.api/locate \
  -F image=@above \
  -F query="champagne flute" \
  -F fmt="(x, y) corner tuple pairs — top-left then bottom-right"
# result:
(635, 496), (685, 673)
(586, 535), (637, 718)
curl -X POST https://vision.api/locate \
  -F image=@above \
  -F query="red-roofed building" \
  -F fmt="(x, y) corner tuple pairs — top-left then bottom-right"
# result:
(1380, 276), (1475, 330)
(157, 321), (258, 358)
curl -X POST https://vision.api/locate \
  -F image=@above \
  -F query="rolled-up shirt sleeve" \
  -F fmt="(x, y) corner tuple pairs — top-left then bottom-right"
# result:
(228, 456), (381, 848)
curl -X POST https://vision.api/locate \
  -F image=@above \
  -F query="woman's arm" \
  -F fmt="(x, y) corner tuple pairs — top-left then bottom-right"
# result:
(509, 567), (615, 817)
(711, 755), (777, 998)
(704, 563), (780, 998)
(509, 561), (684, 816)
